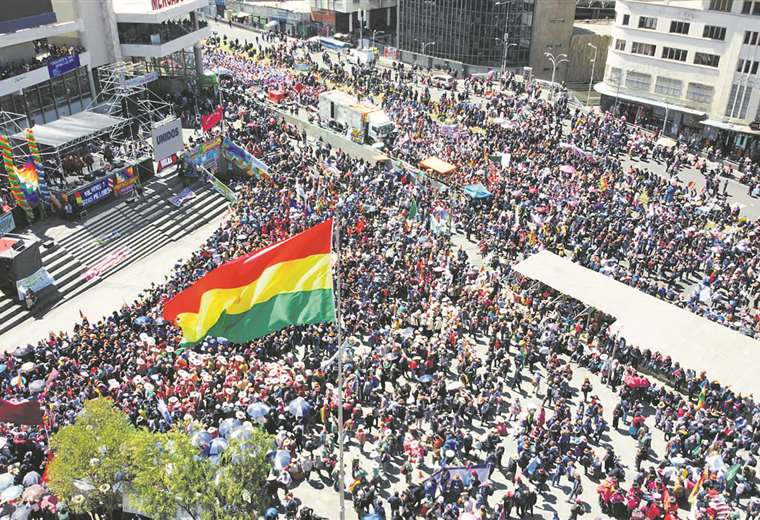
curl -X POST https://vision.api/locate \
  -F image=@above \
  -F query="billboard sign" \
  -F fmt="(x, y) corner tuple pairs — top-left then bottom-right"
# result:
(151, 118), (183, 162)
(47, 55), (80, 78)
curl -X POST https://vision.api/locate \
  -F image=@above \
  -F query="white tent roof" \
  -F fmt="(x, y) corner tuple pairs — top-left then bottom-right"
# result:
(13, 112), (124, 149)
(513, 250), (760, 397)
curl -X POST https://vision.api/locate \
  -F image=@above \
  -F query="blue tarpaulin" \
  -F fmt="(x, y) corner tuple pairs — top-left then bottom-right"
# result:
(464, 183), (491, 199)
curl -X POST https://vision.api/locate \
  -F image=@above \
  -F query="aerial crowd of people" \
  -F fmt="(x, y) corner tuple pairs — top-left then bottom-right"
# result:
(0, 28), (758, 520)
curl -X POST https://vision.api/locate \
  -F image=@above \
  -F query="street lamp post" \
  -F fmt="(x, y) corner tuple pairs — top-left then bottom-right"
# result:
(587, 42), (598, 106)
(422, 41), (436, 54)
(495, 37), (517, 80)
(544, 52), (568, 87)
(495, 0), (512, 80)
(371, 29), (377, 49)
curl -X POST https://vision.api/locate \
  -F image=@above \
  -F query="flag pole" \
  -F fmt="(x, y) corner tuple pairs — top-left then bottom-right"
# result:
(334, 215), (346, 520)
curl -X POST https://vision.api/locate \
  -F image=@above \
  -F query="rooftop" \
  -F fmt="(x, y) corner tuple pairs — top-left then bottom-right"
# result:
(572, 19), (614, 37)
(238, 0), (311, 13)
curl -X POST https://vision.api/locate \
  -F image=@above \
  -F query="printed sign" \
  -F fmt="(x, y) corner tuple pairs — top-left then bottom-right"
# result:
(151, 118), (183, 162)
(169, 187), (195, 207)
(152, 0), (185, 9)
(185, 136), (222, 172)
(221, 138), (270, 178)
(113, 167), (138, 197)
(16, 267), (55, 300)
(74, 178), (112, 208)
(122, 72), (159, 89)
(207, 172), (237, 203)
(47, 55), (80, 78)
(0, 211), (15, 235)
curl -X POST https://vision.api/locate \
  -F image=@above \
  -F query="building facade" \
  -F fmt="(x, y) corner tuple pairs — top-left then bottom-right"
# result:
(397, 0), (534, 68)
(0, 0), (209, 127)
(597, 0), (760, 157)
(309, 0), (396, 38)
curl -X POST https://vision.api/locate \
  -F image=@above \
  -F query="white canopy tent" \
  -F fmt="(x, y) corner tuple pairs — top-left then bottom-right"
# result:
(11, 112), (124, 149)
(513, 250), (760, 397)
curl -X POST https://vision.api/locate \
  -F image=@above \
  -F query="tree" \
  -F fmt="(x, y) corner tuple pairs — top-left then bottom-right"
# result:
(206, 429), (274, 519)
(129, 425), (274, 520)
(47, 398), (138, 518)
(128, 428), (209, 520)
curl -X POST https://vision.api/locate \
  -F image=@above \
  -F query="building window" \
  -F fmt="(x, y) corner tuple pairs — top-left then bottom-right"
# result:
(609, 67), (624, 86)
(709, 0), (733, 10)
(694, 52), (720, 67)
(745, 30), (760, 45)
(631, 42), (656, 56)
(621, 14), (630, 25)
(726, 84), (753, 118)
(655, 77), (683, 97)
(737, 59), (760, 73)
(743, 1), (760, 14)
(625, 71), (652, 91)
(670, 21), (690, 34)
(638, 16), (657, 29)
(702, 25), (726, 40)
(615, 39), (626, 51)
(661, 47), (688, 61)
(686, 82), (714, 104)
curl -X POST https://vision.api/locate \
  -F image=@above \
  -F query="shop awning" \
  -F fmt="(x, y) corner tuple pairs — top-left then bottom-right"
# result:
(700, 119), (760, 136)
(594, 82), (707, 117)
(419, 156), (456, 176)
(514, 250), (760, 398)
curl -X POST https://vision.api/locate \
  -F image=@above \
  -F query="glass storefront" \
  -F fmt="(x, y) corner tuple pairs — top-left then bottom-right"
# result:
(398, 0), (534, 67)
(0, 67), (92, 125)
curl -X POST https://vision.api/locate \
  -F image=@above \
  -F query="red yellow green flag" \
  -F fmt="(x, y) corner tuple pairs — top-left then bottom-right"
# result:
(164, 220), (335, 344)
(696, 386), (707, 410)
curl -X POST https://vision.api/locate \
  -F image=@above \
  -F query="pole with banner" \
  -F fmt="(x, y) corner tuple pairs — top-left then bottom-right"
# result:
(26, 128), (48, 218)
(0, 136), (33, 222)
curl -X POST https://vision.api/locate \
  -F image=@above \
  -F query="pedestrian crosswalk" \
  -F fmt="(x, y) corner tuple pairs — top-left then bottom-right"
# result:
(0, 171), (230, 336)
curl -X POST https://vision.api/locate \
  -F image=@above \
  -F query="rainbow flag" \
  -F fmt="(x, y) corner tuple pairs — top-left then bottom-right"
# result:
(16, 162), (39, 206)
(163, 220), (335, 344)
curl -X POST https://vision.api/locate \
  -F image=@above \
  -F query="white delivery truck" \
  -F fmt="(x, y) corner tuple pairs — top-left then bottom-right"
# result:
(318, 90), (395, 145)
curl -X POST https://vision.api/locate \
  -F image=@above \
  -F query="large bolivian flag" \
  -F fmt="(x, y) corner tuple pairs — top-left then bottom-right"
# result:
(163, 219), (335, 344)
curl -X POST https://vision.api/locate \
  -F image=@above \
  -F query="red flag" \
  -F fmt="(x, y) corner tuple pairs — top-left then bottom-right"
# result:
(0, 399), (44, 425)
(41, 451), (54, 483)
(201, 106), (223, 132)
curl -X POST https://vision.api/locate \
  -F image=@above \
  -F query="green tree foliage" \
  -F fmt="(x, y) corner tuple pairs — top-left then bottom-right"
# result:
(130, 427), (274, 520)
(47, 398), (138, 517)
(48, 399), (274, 519)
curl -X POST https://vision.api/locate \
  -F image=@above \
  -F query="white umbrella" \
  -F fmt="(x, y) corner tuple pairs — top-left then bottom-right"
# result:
(0, 486), (23, 503)
(0, 474), (13, 492)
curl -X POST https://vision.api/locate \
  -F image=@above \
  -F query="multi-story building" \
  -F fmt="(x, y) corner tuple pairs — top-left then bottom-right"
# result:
(596, 0), (760, 157)
(0, 0), (209, 126)
(395, 0), (575, 77)
(0, 0), (93, 125)
(309, 0), (396, 38)
(397, 0), (534, 69)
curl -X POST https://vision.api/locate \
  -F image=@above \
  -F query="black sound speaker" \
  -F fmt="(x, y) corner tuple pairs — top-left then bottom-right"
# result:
(0, 234), (42, 289)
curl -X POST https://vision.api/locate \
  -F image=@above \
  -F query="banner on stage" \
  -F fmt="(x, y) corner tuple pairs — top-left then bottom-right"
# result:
(221, 138), (269, 178)
(151, 117), (183, 162)
(113, 166), (138, 197)
(74, 177), (112, 208)
(185, 136), (222, 172)
(0, 210), (15, 235)
(16, 267), (55, 300)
